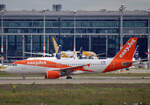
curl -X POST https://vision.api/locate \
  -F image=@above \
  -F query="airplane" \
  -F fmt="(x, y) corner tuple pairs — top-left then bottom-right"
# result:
(24, 37), (98, 59)
(3, 37), (137, 79)
(24, 52), (52, 57)
(52, 37), (98, 59)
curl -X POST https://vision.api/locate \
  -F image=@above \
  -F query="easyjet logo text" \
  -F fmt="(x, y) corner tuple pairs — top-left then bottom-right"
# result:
(27, 61), (47, 65)
(119, 39), (136, 58)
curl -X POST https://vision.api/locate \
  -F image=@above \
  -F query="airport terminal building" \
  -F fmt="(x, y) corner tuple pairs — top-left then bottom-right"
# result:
(0, 5), (150, 62)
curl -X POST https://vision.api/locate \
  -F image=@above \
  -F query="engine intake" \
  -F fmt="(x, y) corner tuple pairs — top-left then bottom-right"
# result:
(45, 71), (60, 79)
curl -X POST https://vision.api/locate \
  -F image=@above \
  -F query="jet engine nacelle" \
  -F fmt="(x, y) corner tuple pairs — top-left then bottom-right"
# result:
(45, 71), (60, 79)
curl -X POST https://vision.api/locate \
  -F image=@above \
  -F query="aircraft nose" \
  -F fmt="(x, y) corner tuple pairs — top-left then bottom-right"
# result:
(0, 65), (8, 71)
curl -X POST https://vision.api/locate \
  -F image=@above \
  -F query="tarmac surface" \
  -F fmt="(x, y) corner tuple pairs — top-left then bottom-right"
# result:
(0, 76), (150, 84)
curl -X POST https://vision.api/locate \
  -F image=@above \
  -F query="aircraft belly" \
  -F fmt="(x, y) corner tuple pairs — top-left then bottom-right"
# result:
(83, 66), (105, 73)
(5, 64), (54, 74)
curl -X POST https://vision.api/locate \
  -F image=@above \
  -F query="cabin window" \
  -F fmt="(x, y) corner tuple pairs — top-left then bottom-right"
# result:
(9, 64), (17, 66)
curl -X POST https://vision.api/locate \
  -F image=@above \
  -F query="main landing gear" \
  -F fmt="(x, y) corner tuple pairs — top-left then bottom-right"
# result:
(66, 76), (72, 79)
(63, 70), (73, 79)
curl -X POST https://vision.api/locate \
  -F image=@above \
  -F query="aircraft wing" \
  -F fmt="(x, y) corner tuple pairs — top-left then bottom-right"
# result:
(58, 64), (90, 72)
(46, 64), (90, 74)
(24, 52), (52, 56)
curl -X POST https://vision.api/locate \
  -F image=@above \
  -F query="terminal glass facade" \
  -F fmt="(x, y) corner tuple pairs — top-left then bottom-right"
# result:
(0, 11), (149, 61)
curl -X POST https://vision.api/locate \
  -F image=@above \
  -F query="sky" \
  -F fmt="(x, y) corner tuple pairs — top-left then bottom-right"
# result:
(1, 0), (150, 11)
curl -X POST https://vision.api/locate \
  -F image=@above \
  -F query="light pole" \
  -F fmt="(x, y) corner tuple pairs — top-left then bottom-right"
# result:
(73, 11), (76, 59)
(119, 4), (126, 50)
(43, 10), (46, 57)
(0, 10), (4, 64)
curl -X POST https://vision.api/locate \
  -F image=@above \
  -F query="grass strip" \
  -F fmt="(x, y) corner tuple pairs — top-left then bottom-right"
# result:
(0, 84), (149, 105)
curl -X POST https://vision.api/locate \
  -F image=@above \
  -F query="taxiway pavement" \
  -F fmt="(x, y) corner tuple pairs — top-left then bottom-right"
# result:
(0, 76), (150, 84)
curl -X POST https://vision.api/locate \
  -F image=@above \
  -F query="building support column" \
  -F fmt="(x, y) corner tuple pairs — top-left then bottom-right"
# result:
(47, 35), (49, 54)
(5, 35), (8, 62)
(22, 35), (25, 59)
(106, 35), (108, 58)
(30, 34), (32, 57)
(89, 35), (91, 51)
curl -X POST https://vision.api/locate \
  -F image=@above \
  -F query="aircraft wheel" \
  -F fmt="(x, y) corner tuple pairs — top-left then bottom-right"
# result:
(66, 76), (72, 79)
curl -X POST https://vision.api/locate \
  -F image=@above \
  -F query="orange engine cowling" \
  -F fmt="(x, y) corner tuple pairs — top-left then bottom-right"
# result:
(45, 71), (60, 79)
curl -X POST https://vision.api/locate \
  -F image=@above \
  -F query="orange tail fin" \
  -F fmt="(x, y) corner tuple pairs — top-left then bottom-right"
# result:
(103, 37), (138, 72)
(115, 37), (137, 61)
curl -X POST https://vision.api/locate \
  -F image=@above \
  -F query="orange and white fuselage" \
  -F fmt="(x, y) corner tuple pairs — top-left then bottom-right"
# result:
(4, 38), (137, 79)
(5, 57), (112, 74)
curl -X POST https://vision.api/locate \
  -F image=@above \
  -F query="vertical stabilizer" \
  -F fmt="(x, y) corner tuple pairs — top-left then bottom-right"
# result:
(114, 37), (137, 61)
(52, 37), (59, 53)
(103, 37), (138, 72)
